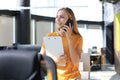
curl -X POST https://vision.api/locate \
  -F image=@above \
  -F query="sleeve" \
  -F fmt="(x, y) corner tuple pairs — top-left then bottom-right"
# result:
(76, 36), (83, 53)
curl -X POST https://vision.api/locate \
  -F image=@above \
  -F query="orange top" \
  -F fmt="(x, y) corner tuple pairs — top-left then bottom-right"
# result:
(42, 32), (83, 80)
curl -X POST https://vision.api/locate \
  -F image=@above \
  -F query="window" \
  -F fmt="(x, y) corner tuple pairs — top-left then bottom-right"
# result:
(0, 0), (21, 10)
(30, 0), (102, 21)
(78, 24), (103, 53)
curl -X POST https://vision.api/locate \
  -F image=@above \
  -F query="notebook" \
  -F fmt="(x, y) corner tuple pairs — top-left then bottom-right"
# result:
(43, 36), (64, 60)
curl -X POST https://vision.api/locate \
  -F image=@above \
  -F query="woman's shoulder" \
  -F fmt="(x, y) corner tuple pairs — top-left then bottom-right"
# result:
(73, 34), (82, 40)
(46, 32), (60, 36)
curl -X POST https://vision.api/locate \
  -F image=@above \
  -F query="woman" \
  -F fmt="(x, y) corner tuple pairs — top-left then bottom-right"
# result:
(40, 7), (83, 80)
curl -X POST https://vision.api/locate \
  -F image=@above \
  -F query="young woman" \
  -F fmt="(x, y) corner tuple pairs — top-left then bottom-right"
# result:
(40, 7), (83, 80)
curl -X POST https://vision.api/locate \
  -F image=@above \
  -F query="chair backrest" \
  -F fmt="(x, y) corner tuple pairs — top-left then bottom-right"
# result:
(0, 50), (41, 80)
(13, 44), (41, 53)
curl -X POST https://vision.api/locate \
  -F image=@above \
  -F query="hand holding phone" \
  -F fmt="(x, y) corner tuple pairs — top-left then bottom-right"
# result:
(65, 18), (73, 27)
(64, 18), (73, 31)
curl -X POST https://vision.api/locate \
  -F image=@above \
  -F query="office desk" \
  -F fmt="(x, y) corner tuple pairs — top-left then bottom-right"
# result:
(90, 53), (101, 70)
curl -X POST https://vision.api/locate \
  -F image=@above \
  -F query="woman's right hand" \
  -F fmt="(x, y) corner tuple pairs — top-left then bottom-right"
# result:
(55, 54), (67, 66)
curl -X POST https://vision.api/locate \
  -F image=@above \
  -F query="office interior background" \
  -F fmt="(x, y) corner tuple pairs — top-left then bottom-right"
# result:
(0, 0), (120, 80)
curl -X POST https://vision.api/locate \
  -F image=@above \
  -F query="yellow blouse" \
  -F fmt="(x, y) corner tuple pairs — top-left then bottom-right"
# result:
(42, 32), (83, 80)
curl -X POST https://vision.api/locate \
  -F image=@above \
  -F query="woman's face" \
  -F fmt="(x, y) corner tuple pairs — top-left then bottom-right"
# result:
(55, 10), (69, 30)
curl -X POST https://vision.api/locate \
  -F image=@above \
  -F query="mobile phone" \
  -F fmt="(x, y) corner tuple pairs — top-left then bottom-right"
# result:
(65, 18), (73, 27)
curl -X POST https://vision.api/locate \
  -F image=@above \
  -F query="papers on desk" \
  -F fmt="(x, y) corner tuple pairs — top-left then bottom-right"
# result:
(43, 36), (64, 61)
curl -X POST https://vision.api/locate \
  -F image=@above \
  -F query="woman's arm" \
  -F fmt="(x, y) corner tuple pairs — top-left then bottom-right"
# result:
(68, 37), (83, 65)
(63, 25), (83, 65)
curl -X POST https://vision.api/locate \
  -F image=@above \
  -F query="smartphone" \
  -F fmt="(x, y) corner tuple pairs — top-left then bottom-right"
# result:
(65, 18), (73, 27)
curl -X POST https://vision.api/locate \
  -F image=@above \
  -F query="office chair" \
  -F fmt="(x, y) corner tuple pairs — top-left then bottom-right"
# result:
(0, 50), (41, 80)
(0, 50), (57, 80)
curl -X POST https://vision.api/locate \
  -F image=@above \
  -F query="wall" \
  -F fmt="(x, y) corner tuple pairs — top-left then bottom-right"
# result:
(0, 15), (13, 46)
(35, 21), (53, 46)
